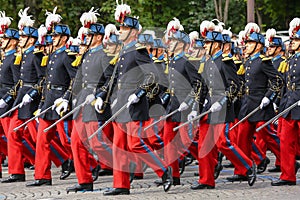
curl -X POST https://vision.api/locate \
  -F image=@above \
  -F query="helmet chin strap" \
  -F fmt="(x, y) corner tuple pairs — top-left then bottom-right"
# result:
(54, 35), (62, 48)
(87, 34), (94, 49)
(208, 42), (214, 56)
(195, 49), (201, 58)
(3, 38), (11, 50)
(248, 42), (258, 56)
(123, 28), (133, 44)
(269, 46), (278, 57)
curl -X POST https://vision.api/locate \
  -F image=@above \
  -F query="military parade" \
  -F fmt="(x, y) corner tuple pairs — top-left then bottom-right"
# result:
(0, 0), (300, 198)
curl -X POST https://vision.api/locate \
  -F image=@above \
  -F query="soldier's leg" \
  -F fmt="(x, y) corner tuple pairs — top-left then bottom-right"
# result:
(56, 120), (73, 160)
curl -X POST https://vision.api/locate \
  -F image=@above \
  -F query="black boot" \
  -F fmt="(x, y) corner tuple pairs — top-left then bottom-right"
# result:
(161, 167), (173, 192)
(1, 174), (25, 183)
(103, 188), (130, 195)
(60, 159), (74, 180)
(179, 157), (186, 175)
(26, 179), (52, 187)
(92, 165), (101, 182)
(66, 183), (93, 193)
(268, 166), (281, 173)
(257, 157), (270, 174)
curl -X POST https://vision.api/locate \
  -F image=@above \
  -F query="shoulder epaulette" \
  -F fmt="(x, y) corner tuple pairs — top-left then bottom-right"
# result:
(234, 60), (242, 65)
(71, 55), (82, 67)
(33, 50), (44, 54)
(188, 56), (201, 61)
(198, 62), (205, 74)
(107, 53), (116, 57)
(67, 52), (77, 56)
(185, 54), (191, 58)
(41, 55), (49, 67)
(14, 54), (22, 65)
(222, 54), (233, 62)
(277, 59), (288, 73)
(154, 59), (164, 63)
(103, 49), (109, 53)
(259, 54), (272, 61)
(237, 64), (245, 75)
(135, 43), (146, 50)
(109, 53), (119, 65)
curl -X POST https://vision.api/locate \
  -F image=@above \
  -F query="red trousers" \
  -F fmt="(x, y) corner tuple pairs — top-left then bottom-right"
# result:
(113, 121), (167, 189)
(34, 118), (69, 179)
(198, 120), (252, 186)
(7, 110), (36, 174)
(279, 117), (299, 181)
(234, 120), (281, 175)
(144, 118), (164, 151)
(71, 115), (113, 184)
(0, 117), (10, 173)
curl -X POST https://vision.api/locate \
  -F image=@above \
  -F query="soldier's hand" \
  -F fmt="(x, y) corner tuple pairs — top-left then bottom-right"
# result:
(85, 94), (96, 104)
(52, 97), (63, 110)
(95, 97), (103, 113)
(19, 94), (33, 108)
(297, 100), (300, 106)
(188, 110), (197, 121)
(0, 99), (8, 109)
(34, 109), (41, 124)
(178, 102), (189, 112)
(210, 102), (222, 113)
(55, 99), (69, 116)
(259, 97), (270, 109)
(127, 94), (139, 108)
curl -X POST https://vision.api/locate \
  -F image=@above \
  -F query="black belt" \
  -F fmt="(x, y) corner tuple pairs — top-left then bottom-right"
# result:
(0, 83), (13, 89)
(47, 84), (66, 91)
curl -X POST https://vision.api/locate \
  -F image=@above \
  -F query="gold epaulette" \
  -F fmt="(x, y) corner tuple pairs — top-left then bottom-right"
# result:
(71, 55), (82, 67)
(277, 59), (288, 73)
(222, 54), (233, 62)
(135, 43), (146, 50)
(237, 64), (245, 75)
(198, 62), (205, 74)
(185, 53), (191, 58)
(41, 55), (49, 67)
(154, 59), (164, 63)
(103, 49), (109, 53)
(188, 57), (201, 61)
(109, 53), (119, 65)
(260, 55), (272, 61)
(65, 49), (70, 53)
(33, 50), (44, 54)
(152, 56), (157, 61)
(164, 63), (169, 74)
(14, 54), (22, 65)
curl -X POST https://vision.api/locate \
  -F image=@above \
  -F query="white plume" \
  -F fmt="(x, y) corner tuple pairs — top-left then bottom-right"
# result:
(238, 30), (246, 45)
(189, 31), (199, 43)
(200, 20), (215, 37)
(72, 38), (82, 46)
(266, 28), (276, 42)
(244, 22), (260, 35)
(77, 26), (88, 42)
(222, 27), (232, 37)
(0, 11), (13, 32)
(18, 7), (34, 30)
(80, 7), (99, 27)
(38, 24), (47, 45)
(143, 30), (156, 39)
(103, 24), (118, 44)
(212, 19), (224, 32)
(289, 17), (300, 37)
(45, 7), (62, 31)
(115, 0), (131, 22)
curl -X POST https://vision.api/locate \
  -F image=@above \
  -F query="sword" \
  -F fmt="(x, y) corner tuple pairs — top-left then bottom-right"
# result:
(256, 100), (299, 132)
(143, 109), (179, 131)
(173, 110), (211, 132)
(0, 103), (22, 118)
(43, 100), (88, 133)
(88, 103), (128, 141)
(13, 105), (53, 132)
(229, 106), (261, 131)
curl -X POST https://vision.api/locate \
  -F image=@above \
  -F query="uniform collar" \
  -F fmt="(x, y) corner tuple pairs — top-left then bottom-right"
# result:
(173, 51), (185, 61)
(212, 50), (222, 60)
(295, 52), (300, 58)
(89, 45), (103, 53)
(123, 40), (137, 50)
(4, 49), (16, 57)
(249, 52), (260, 61)
(201, 55), (206, 62)
(24, 46), (35, 54)
(54, 46), (66, 54)
(158, 54), (164, 61)
(272, 54), (282, 62)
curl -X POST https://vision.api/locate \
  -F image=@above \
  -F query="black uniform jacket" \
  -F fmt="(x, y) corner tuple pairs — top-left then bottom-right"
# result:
(239, 53), (283, 122)
(279, 52), (300, 120)
(0, 50), (20, 115)
(12, 46), (45, 119)
(39, 46), (77, 120)
(72, 46), (113, 122)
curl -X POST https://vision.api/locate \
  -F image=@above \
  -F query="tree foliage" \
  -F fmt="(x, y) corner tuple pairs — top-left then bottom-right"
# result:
(0, 0), (299, 37)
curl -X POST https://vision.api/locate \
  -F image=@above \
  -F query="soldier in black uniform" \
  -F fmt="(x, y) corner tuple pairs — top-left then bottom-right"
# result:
(66, 22), (116, 193)
(102, 4), (172, 195)
(2, 8), (45, 183)
(0, 28), (20, 179)
(271, 21), (300, 186)
(26, 24), (77, 187)
(229, 23), (283, 182)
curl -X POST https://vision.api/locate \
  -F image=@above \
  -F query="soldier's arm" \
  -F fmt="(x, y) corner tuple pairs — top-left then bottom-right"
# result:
(62, 53), (78, 101)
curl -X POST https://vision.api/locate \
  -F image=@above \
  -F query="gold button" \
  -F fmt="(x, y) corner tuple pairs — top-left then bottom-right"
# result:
(173, 61), (175, 64)
(122, 58), (124, 60)
(123, 51), (126, 54)
(89, 54), (91, 56)
(120, 65), (123, 68)
(249, 61), (252, 64)
(54, 55), (57, 58)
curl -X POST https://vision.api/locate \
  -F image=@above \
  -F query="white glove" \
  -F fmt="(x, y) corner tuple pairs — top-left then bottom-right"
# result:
(85, 94), (95, 104)
(94, 97), (103, 113)
(111, 99), (117, 108)
(127, 94), (139, 108)
(203, 99), (208, 107)
(259, 97), (270, 109)
(297, 100), (300, 106)
(55, 99), (69, 116)
(34, 109), (41, 124)
(273, 103), (278, 111)
(188, 110), (197, 121)
(53, 97), (64, 110)
(19, 94), (33, 108)
(178, 102), (189, 111)
(210, 102), (222, 113)
(0, 99), (8, 109)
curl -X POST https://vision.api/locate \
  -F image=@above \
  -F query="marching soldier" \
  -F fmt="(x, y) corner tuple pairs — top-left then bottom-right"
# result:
(26, 9), (77, 185)
(66, 9), (117, 192)
(1, 7), (45, 183)
(229, 23), (283, 182)
(191, 20), (255, 190)
(100, 2), (173, 195)
(0, 14), (20, 179)
(271, 18), (300, 186)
